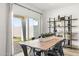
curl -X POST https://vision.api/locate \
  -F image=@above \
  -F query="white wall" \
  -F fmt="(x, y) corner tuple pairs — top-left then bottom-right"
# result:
(0, 3), (7, 56)
(19, 3), (43, 14)
(43, 4), (79, 48)
(0, 3), (12, 56)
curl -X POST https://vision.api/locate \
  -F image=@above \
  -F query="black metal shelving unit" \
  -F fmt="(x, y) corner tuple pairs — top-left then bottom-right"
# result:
(49, 18), (59, 35)
(48, 15), (77, 48)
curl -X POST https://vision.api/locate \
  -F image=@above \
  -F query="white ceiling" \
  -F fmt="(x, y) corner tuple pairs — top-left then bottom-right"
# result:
(26, 3), (79, 11)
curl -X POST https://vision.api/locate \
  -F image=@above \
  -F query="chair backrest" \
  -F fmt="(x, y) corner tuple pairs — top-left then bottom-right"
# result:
(31, 37), (35, 40)
(38, 36), (41, 38)
(20, 44), (28, 56)
(53, 39), (65, 50)
(53, 39), (65, 56)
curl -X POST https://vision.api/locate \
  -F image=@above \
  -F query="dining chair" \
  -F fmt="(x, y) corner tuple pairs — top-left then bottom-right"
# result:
(29, 37), (42, 56)
(47, 39), (65, 56)
(20, 44), (28, 56)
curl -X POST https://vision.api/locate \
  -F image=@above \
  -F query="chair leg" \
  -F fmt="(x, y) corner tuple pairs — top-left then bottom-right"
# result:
(33, 48), (36, 56)
(59, 47), (64, 56)
(44, 51), (48, 56)
(54, 51), (60, 56)
(20, 45), (28, 56)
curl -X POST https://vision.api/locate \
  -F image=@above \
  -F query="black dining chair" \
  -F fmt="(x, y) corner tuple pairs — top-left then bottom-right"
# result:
(47, 39), (65, 56)
(29, 37), (42, 56)
(20, 44), (28, 56)
(20, 37), (42, 56)
(38, 36), (41, 38)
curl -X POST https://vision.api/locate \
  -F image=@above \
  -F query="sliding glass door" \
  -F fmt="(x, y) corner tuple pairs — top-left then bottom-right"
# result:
(12, 16), (23, 55)
(26, 17), (40, 40)
(12, 16), (40, 55)
(12, 4), (41, 55)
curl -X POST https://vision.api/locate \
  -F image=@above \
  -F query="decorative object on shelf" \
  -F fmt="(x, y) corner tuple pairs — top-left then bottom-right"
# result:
(58, 15), (60, 20)
(60, 17), (65, 21)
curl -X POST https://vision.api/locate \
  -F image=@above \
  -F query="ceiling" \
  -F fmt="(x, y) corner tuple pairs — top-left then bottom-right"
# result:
(26, 3), (79, 11)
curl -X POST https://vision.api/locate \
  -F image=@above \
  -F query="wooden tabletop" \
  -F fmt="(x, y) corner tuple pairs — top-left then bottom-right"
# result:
(20, 36), (62, 50)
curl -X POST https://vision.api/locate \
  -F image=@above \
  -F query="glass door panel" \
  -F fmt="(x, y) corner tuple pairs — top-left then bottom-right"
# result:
(28, 17), (40, 40)
(12, 16), (23, 55)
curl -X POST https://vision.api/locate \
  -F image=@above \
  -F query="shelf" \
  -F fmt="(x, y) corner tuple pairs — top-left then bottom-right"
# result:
(63, 19), (77, 21)
(65, 45), (72, 48)
(63, 26), (77, 27)
(48, 18), (77, 22)
(66, 38), (78, 40)
(65, 45), (78, 49)
(48, 26), (77, 28)
(72, 39), (78, 41)
(48, 21), (60, 22)
(70, 18), (78, 20)
(49, 18), (54, 19)
(65, 44), (79, 49)
(57, 32), (77, 33)
(47, 31), (78, 34)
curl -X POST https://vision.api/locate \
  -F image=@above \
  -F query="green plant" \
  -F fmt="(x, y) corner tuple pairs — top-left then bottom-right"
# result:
(41, 33), (54, 38)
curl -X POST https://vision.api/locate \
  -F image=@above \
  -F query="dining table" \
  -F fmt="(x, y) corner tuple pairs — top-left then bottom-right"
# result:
(20, 36), (63, 56)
